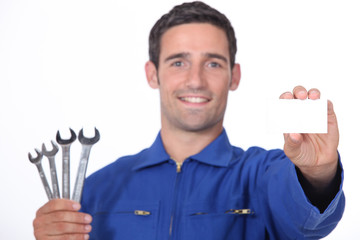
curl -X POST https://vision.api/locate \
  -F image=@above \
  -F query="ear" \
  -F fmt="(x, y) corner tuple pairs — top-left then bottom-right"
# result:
(145, 61), (159, 89)
(230, 63), (241, 91)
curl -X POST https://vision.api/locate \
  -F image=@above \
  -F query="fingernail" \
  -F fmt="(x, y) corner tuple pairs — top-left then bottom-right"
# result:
(73, 203), (81, 210)
(85, 224), (92, 231)
(299, 90), (307, 97)
(84, 214), (92, 223)
(84, 234), (90, 239)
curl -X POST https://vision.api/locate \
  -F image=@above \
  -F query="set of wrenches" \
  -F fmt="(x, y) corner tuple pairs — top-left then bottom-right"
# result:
(28, 128), (100, 202)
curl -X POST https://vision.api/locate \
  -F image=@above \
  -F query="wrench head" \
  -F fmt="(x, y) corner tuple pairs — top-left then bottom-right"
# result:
(42, 140), (59, 156)
(28, 149), (43, 163)
(78, 128), (100, 145)
(56, 128), (77, 145)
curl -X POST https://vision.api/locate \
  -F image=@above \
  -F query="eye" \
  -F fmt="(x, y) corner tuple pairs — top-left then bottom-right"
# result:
(208, 62), (221, 68)
(171, 61), (184, 67)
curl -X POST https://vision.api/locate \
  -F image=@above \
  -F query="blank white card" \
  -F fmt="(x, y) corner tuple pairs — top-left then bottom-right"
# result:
(267, 99), (328, 133)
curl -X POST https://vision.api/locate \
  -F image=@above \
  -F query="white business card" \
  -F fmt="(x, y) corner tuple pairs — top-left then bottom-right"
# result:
(267, 99), (327, 133)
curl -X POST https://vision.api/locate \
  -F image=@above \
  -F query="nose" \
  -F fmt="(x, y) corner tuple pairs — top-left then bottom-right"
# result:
(186, 64), (206, 90)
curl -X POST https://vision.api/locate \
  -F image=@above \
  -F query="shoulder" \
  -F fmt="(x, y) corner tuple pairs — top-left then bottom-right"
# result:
(85, 148), (148, 184)
(232, 145), (286, 161)
(81, 148), (149, 211)
(229, 145), (289, 170)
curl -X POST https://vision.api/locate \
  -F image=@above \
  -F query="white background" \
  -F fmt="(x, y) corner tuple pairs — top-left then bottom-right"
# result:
(1, 0), (359, 239)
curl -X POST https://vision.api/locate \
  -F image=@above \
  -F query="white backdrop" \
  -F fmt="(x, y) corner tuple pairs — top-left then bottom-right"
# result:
(1, 0), (359, 239)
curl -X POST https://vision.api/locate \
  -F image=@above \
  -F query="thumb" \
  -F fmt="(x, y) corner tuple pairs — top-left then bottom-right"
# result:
(327, 100), (335, 116)
(283, 133), (303, 159)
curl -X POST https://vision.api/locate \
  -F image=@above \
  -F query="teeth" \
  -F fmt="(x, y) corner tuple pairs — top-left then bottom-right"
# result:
(181, 97), (209, 103)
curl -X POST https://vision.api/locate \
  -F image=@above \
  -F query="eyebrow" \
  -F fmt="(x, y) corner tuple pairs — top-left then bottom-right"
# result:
(164, 53), (190, 62)
(164, 52), (228, 63)
(204, 53), (228, 63)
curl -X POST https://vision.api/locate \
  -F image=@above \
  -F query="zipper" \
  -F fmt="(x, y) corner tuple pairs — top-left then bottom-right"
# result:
(169, 160), (183, 239)
(176, 161), (182, 173)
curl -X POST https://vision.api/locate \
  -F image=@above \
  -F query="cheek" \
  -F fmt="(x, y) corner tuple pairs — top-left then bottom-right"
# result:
(209, 77), (231, 96)
(158, 74), (184, 93)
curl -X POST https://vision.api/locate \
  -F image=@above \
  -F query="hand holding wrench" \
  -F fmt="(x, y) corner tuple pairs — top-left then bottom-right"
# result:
(56, 128), (76, 199)
(72, 128), (100, 202)
(42, 141), (60, 199)
(28, 149), (53, 200)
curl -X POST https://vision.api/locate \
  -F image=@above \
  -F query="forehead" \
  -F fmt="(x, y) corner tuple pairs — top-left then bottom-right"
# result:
(159, 23), (229, 59)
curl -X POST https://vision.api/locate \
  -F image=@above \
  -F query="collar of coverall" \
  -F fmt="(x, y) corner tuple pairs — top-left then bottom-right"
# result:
(132, 129), (233, 171)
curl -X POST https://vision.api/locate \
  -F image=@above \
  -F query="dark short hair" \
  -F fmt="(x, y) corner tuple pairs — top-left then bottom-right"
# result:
(149, 1), (237, 69)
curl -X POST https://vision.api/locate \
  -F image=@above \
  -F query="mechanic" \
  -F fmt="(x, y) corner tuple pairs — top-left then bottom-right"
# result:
(33, 1), (345, 239)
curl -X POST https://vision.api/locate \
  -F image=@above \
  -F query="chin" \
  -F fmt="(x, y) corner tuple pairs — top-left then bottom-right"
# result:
(178, 121), (221, 133)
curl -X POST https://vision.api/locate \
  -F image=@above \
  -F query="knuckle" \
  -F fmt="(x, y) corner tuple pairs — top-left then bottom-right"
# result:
(54, 222), (68, 233)
(33, 229), (40, 239)
(48, 199), (60, 212)
(33, 215), (47, 229)
(33, 228), (47, 240)
(54, 211), (67, 221)
(33, 217), (40, 228)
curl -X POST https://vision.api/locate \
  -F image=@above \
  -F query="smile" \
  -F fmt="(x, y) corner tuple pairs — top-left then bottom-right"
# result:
(179, 97), (210, 103)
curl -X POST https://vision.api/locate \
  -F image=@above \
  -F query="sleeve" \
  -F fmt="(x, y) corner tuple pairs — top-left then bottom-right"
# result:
(296, 153), (342, 213)
(258, 150), (345, 240)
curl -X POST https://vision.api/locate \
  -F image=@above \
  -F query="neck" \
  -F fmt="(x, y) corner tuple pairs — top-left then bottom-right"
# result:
(160, 124), (223, 163)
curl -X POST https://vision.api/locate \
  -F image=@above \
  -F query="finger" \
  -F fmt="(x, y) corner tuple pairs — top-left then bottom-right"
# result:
(46, 222), (92, 235)
(36, 199), (81, 217)
(292, 85), (308, 100)
(33, 221), (91, 238)
(44, 233), (90, 240)
(33, 211), (92, 229)
(308, 88), (320, 100)
(279, 91), (294, 99)
(34, 225), (91, 239)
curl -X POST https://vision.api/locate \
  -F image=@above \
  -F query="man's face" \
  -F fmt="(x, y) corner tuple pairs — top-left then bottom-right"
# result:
(146, 23), (240, 133)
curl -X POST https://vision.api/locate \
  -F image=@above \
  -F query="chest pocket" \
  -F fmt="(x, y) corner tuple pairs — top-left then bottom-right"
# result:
(182, 197), (263, 240)
(90, 201), (159, 240)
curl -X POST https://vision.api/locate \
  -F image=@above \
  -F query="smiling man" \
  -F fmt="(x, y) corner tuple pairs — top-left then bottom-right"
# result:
(145, 23), (241, 162)
(33, 2), (345, 239)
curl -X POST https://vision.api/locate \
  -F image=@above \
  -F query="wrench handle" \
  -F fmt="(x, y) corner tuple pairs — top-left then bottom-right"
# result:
(61, 145), (71, 199)
(36, 163), (53, 200)
(48, 157), (60, 199)
(72, 145), (92, 202)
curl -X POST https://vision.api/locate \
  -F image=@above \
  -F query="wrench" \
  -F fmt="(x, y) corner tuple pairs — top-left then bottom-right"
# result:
(28, 149), (53, 200)
(72, 128), (100, 202)
(42, 141), (60, 199)
(56, 128), (76, 199)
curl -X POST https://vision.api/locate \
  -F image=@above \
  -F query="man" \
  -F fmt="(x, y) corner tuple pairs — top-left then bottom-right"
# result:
(33, 1), (345, 239)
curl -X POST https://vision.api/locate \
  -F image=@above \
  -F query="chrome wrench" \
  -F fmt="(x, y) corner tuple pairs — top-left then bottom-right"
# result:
(72, 128), (100, 202)
(28, 149), (53, 200)
(56, 128), (77, 199)
(42, 141), (60, 199)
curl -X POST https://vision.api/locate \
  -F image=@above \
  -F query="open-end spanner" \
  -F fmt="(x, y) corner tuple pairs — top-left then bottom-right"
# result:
(28, 149), (53, 200)
(56, 128), (76, 199)
(72, 128), (100, 202)
(42, 141), (60, 199)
